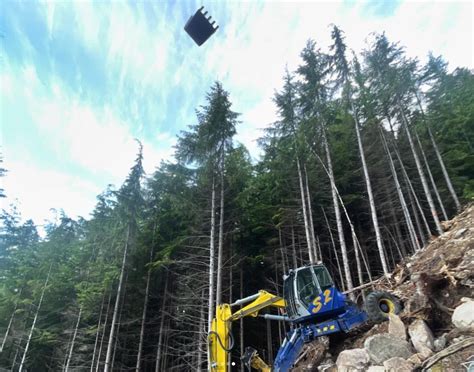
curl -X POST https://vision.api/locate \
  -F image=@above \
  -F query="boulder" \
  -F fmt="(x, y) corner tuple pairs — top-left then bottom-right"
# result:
(364, 333), (413, 364)
(336, 348), (370, 371)
(454, 227), (467, 238)
(452, 298), (474, 330)
(367, 366), (385, 372)
(383, 357), (414, 371)
(433, 334), (447, 352)
(407, 353), (423, 367)
(407, 319), (434, 358)
(388, 313), (406, 340)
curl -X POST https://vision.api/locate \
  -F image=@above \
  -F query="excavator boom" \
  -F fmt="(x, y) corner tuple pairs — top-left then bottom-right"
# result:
(209, 264), (400, 371)
(209, 290), (285, 371)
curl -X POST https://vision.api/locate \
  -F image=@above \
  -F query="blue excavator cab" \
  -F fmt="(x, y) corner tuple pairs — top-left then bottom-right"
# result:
(283, 265), (347, 323)
(229, 264), (400, 371)
(274, 265), (369, 371)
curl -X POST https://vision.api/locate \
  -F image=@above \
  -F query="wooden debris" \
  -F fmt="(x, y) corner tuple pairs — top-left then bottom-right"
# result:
(421, 337), (474, 370)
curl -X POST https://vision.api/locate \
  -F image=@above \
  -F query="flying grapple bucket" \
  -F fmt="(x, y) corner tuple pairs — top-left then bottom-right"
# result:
(184, 6), (219, 46)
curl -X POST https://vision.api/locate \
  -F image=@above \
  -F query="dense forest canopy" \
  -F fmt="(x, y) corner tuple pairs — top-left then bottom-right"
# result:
(1, 28), (473, 371)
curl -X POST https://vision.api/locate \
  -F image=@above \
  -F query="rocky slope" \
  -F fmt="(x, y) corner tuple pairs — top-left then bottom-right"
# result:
(295, 204), (474, 372)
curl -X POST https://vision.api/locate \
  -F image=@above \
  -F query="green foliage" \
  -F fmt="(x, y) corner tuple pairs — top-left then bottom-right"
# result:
(0, 32), (472, 371)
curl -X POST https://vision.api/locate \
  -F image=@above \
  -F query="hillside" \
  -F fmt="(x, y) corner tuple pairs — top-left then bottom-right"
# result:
(295, 204), (474, 371)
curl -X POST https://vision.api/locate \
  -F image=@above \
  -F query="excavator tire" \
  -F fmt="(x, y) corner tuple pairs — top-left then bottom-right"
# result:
(365, 291), (401, 323)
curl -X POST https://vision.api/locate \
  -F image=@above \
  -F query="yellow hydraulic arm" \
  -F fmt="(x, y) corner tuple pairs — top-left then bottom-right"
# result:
(208, 290), (286, 371)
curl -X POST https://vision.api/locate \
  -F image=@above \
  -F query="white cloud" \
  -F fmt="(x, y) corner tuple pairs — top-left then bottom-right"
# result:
(2, 160), (100, 224)
(202, 0), (472, 160)
(71, 2), (173, 94)
(2, 0), (471, 226)
(1, 62), (176, 224)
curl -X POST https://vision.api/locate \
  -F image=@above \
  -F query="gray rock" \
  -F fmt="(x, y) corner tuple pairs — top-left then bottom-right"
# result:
(452, 298), (474, 330)
(408, 319), (434, 358)
(388, 313), (406, 340)
(367, 366), (385, 372)
(407, 353), (423, 366)
(336, 348), (370, 371)
(433, 334), (447, 352)
(317, 362), (336, 372)
(383, 357), (414, 371)
(364, 333), (413, 364)
(454, 227), (467, 238)
(453, 335), (467, 343)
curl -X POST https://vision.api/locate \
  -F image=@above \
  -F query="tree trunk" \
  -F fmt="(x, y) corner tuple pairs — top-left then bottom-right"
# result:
(315, 235), (321, 263)
(380, 129), (420, 252)
(155, 273), (169, 372)
(414, 130), (448, 220)
(304, 164), (318, 261)
(96, 291), (112, 372)
(322, 129), (353, 293)
(216, 154), (226, 306)
(227, 244), (233, 372)
(19, 264), (52, 372)
(0, 288), (22, 353)
(136, 244), (154, 372)
(278, 228), (288, 275)
(297, 158), (315, 263)
(352, 231), (364, 288)
(415, 91), (461, 211)
(352, 102), (389, 275)
(207, 176), (216, 371)
(111, 272), (127, 372)
(322, 207), (345, 291)
(239, 268), (244, 372)
(395, 146), (432, 242)
(291, 225), (298, 269)
(11, 335), (23, 370)
(65, 307), (82, 371)
(398, 101), (443, 235)
(309, 138), (372, 285)
(90, 290), (106, 372)
(197, 289), (206, 372)
(104, 224), (130, 372)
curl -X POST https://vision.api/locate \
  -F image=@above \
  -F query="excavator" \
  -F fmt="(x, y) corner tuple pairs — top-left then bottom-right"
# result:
(183, 9), (401, 371)
(208, 263), (401, 371)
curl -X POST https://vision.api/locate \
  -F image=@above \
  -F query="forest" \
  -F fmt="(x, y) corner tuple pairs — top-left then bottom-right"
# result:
(1, 27), (473, 371)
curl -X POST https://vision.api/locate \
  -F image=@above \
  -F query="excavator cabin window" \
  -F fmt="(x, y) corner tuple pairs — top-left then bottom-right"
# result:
(313, 266), (333, 291)
(296, 266), (334, 308)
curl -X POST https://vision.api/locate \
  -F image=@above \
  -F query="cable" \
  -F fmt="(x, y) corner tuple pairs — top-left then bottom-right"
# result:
(208, 330), (235, 352)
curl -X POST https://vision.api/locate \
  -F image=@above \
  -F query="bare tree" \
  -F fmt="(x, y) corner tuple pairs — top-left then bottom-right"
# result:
(19, 264), (52, 372)
(65, 307), (82, 371)
(415, 91), (461, 210)
(398, 101), (443, 235)
(352, 104), (389, 274)
(104, 225), (130, 372)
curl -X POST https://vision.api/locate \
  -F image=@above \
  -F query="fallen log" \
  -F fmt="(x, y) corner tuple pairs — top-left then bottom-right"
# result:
(422, 337), (474, 370)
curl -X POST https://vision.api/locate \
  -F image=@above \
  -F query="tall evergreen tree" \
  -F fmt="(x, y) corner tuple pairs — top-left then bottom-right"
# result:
(330, 25), (389, 275)
(104, 143), (144, 372)
(176, 81), (239, 369)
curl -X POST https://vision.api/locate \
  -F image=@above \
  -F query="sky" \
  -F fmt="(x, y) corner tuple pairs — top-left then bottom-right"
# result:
(1, 0), (472, 228)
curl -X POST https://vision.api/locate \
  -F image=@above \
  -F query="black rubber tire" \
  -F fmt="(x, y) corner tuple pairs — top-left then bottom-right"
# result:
(365, 291), (402, 323)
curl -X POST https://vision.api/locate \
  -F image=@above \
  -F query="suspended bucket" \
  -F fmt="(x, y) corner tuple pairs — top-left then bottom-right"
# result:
(184, 6), (219, 46)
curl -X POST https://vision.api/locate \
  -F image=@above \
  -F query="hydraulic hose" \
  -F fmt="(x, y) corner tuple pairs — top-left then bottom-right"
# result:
(208, 330), (235, 352)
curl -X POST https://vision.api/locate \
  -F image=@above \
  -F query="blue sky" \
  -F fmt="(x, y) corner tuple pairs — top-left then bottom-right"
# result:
(1, 0), (472, 227)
